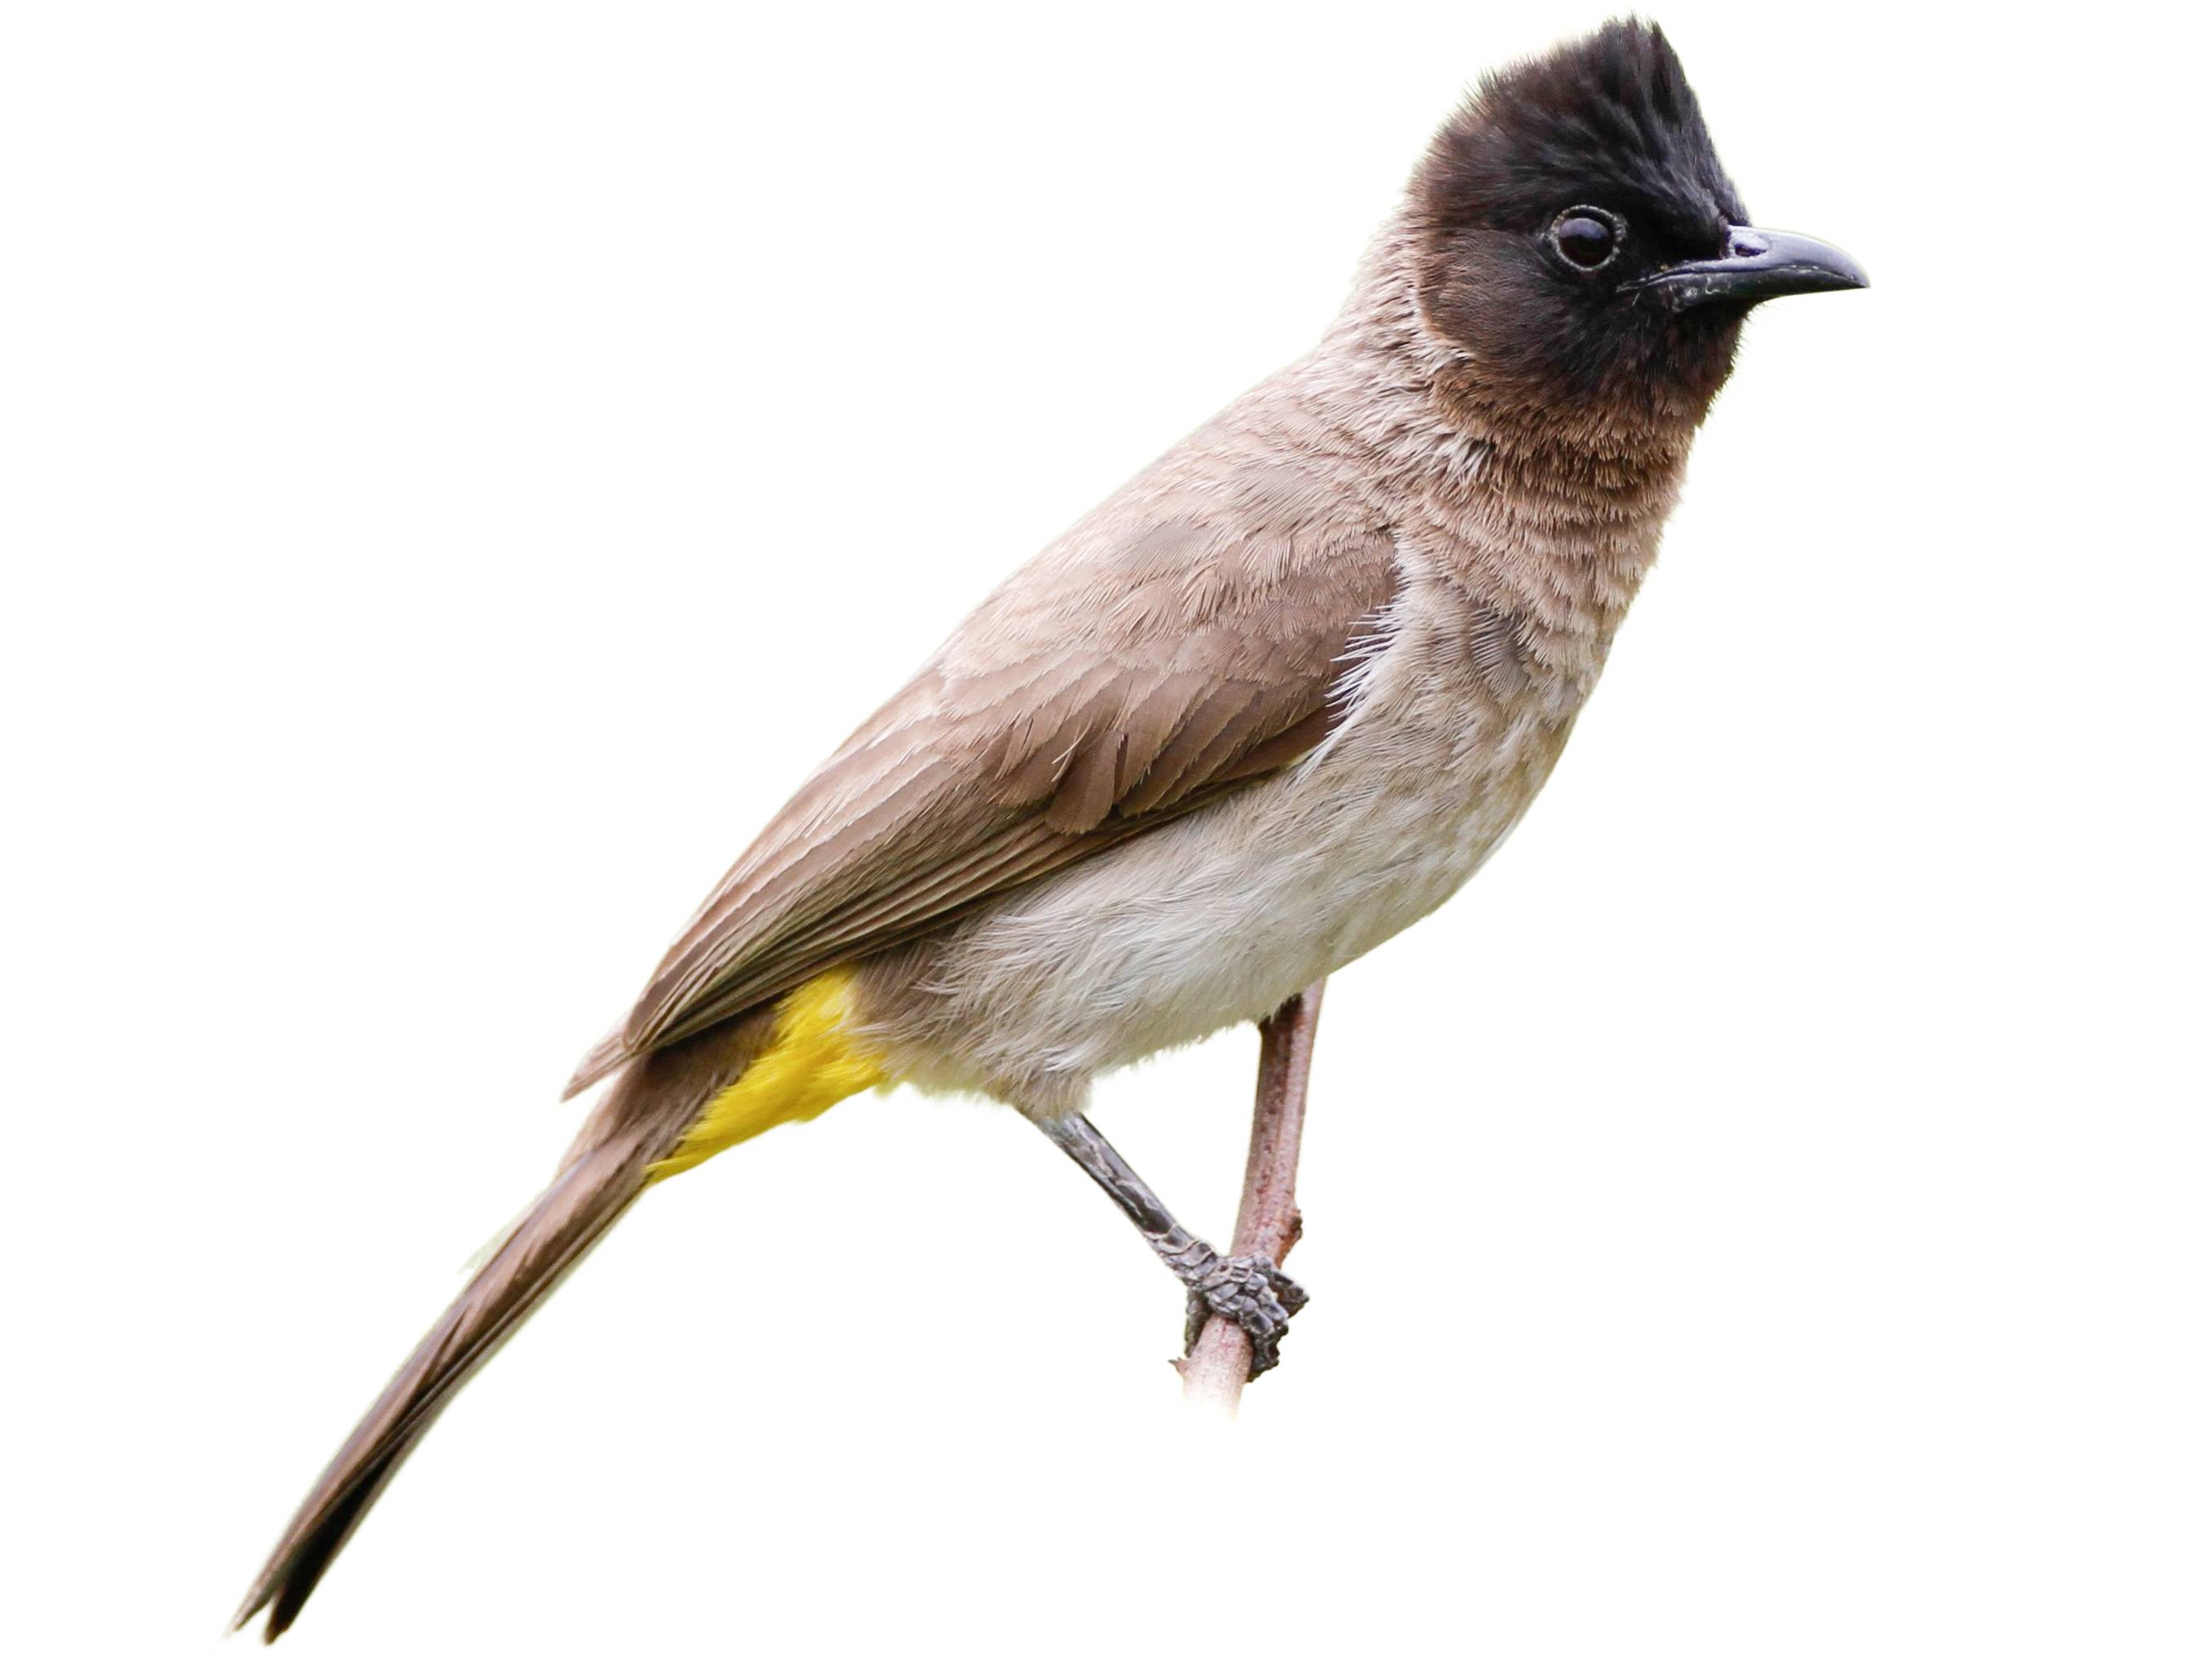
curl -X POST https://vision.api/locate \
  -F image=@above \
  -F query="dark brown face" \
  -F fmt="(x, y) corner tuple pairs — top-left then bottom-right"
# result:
(1412, 22), (1864, 443)
(1417, 192), (1755, 438)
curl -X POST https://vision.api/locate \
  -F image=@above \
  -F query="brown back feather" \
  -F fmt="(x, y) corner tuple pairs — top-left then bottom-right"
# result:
(565, 467), (1401, 1098)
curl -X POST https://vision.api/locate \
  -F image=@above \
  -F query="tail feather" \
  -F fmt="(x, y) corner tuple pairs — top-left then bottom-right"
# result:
(232, 1014), (774, 1641)
(233, 1133), (651, 1639)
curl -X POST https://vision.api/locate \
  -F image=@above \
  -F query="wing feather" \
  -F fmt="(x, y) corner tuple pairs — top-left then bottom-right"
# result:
(565, 466), (1400, 1098)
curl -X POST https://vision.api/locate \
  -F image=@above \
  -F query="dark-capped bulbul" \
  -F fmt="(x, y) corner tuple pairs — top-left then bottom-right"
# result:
(236, 19), (1865, 1639)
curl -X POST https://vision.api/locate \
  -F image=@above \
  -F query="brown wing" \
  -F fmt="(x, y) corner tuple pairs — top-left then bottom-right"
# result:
(565, 463), (1399, 1098)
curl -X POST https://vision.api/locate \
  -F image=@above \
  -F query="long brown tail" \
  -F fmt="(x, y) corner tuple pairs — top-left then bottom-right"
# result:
(232, 1018), (767, 1642)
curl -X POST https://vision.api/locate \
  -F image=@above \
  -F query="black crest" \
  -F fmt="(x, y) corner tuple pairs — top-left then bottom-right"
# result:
(1417, 19), (1744, 254)
(1407, 20), (1755, 438)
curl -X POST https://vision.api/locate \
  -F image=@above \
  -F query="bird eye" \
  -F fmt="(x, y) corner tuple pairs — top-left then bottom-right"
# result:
(1550, 207), (1623, 272)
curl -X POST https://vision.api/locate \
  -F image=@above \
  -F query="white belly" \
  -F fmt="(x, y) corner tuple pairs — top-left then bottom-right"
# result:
(874, 645), (1576, 1106)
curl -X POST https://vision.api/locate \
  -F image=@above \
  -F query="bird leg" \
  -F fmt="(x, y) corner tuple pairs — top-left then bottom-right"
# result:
(1035, 1111), (1307, 1378)
(1181, 982), (1324, 1410)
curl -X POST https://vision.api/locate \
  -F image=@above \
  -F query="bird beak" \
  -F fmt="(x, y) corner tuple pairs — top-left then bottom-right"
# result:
(1637, 226), (1868, 311)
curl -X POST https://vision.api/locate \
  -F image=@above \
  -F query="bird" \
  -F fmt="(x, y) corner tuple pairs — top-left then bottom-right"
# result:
(234, 18), (1865, 1640)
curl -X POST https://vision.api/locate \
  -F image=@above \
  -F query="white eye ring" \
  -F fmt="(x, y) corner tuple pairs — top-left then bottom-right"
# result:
(1549, 205), (1625, 272)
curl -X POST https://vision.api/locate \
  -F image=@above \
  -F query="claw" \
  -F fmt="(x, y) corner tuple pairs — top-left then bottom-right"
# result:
(1181, 1252), (1307, 1379)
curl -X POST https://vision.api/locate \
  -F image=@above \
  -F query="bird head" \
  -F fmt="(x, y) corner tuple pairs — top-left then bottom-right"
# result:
(1410, 19), (1865, 446)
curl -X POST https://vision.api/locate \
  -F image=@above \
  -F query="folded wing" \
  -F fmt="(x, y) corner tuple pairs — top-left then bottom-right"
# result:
(568, 469), (1399, 1098)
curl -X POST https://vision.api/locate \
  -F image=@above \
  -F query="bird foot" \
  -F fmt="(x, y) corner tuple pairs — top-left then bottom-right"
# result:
(1181, 1251), (1308, 1379)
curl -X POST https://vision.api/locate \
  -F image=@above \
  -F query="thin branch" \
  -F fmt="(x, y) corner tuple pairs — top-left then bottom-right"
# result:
(1179, 979), (1326, 1415)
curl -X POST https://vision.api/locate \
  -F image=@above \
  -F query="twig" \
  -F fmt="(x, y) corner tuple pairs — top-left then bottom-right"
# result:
(1179, 979), (1325, 1415)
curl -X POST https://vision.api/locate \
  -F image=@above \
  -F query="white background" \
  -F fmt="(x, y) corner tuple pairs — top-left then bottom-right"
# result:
(4, 2), (2205, 1655)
